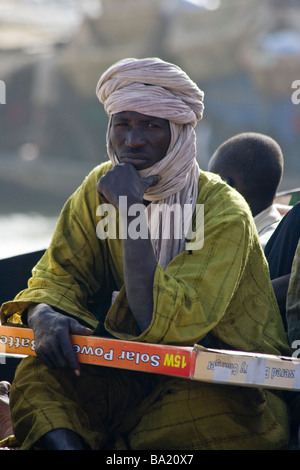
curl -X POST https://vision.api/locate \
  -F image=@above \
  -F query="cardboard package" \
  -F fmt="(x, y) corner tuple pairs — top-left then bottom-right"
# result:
(193, 345), (300, 391)
(1, 325), (300, 391)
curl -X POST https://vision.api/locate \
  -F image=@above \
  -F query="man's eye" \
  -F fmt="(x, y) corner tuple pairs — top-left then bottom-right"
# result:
(114, 122), (128, 127)
(146, 122), (159, 128)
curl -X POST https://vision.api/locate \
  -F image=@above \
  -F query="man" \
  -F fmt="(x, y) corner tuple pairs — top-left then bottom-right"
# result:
(208, 132), (284, 249)
(0, 58), (291, 450)
(207, 134), (296, 328)
(264, 202), (300, 327)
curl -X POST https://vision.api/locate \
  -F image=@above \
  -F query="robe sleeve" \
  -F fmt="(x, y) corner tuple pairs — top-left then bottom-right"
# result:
(0, 162), (116, 329)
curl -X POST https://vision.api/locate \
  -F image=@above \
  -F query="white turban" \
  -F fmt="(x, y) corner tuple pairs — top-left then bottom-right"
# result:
(96, 57), (204, 268)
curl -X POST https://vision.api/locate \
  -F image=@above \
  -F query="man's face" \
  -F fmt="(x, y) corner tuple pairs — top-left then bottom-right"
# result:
(109, 111), (171, 170)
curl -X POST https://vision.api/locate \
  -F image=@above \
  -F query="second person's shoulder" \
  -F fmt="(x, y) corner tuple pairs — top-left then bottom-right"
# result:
(197, 170), (252, 217)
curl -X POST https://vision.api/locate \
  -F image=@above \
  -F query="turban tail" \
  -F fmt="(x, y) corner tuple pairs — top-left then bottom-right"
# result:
(96, 58), (204, 268)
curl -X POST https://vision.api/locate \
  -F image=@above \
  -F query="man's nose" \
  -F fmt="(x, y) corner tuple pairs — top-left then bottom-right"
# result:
(125, 128), (145, 148)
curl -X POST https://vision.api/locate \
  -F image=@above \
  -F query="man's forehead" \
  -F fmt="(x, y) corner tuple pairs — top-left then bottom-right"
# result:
(112, 111), (169, 124)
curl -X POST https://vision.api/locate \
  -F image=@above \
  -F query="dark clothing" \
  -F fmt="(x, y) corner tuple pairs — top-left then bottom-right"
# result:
(265, 202), (300, 279)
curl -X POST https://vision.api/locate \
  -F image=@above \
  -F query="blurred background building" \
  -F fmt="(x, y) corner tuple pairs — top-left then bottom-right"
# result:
(0, 0), (300, 256)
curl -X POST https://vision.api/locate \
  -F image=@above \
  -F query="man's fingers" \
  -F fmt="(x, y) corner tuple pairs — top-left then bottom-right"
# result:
(61, 341), (81, 375)
(54, 325), (81, 375)
(37, 350), (57, 370)
(68, 320), (93, 375)
(69, 319), (93, 337)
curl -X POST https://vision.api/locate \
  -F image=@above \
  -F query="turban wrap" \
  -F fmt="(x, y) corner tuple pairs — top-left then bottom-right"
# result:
(96, 57), (204, 268)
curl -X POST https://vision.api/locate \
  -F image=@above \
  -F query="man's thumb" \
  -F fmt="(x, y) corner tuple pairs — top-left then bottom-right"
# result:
(69, 319), (93, 337)
(142, 175), (161, 190)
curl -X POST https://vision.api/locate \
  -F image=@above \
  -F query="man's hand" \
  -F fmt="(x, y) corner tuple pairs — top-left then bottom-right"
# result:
(28, 303), (93, 376)
(96, 163), (159, 208)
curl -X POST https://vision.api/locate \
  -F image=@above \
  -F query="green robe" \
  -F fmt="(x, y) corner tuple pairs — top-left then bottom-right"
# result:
(0, 162), (291, 449)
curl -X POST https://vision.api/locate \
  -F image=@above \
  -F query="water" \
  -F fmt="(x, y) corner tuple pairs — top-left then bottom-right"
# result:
(0, 212), (58, 259)
(0, 152), (97, 260)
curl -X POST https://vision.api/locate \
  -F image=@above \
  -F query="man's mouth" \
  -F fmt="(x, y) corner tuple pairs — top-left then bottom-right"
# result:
(120, 152), (146, 158)
(119, 154), (147, 163)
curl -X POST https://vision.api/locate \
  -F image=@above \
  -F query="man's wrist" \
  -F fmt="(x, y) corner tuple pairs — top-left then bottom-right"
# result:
(27, 303), (49, 326)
